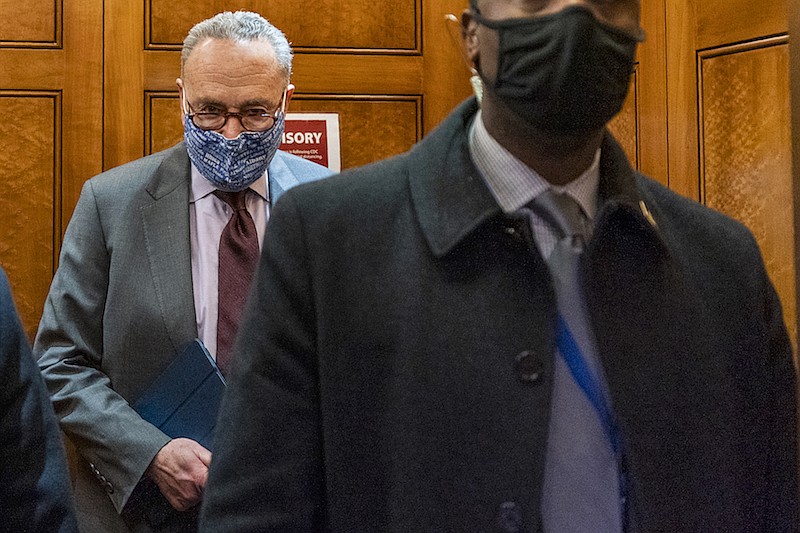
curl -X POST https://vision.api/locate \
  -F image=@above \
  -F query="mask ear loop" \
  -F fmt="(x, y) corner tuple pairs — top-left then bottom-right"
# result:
(180, 92), (190, 116)
(277, 88), (288, 118)
(444, 13), (484, 104)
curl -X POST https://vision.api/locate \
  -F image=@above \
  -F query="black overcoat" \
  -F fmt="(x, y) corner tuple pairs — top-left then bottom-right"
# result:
(202, 99), (798, 532)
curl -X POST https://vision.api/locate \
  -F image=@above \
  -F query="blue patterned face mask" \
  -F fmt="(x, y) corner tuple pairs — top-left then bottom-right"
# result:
(182, 102), (285, 192)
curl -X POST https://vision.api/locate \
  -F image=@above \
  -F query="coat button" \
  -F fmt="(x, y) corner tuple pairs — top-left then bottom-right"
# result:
(105, 481), (114, 494)
(515, 351), (543, 383)
(497, 501), (523, 532)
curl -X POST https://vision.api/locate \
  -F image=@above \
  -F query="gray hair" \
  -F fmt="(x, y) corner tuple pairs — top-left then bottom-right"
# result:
(182, 11), (292, 80)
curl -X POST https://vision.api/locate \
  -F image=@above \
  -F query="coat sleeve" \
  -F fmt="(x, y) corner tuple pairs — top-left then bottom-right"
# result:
(200, 189), (324, 532)
(760, 268), (799, 530)
(33, 180), (171, 513)
(0, 268), (79, 533)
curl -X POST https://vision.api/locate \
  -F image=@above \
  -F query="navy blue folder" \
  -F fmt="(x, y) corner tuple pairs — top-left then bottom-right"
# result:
(133, 339), (226, 451)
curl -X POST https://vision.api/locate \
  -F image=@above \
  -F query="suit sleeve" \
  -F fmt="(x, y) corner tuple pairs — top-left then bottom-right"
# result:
(33, 180), (171, 513)
(201, 189), (324, 532)
(0, 269), (79, 533)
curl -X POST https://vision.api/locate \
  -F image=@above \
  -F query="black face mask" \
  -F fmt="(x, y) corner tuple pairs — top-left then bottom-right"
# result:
(472, 4), (644, 134)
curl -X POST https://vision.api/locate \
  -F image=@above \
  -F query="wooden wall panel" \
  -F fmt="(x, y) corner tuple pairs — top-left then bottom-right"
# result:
(0, 0), (60, 46)
(665, 0), (701, 201)
(140, 52), (424, 99)
(697, 0), (787, 50)
(699, 39), (795, 346)
(146, 92), (183, 155)
(635, 0), (667, 186)
(791, 0), (800, 350)
(290, 96), (421, 169)
(59, 2), (104, 223)
(422, 3), (472, 135)
(107, 0), (467, 170)
(145, 93), (421, 171)
(147, 0), (419, 52)
(666, 0), (795, 353)
(668, 0), (789, 201)
(0, 93), (58, 338)
(608, 73), (639, 170)
(0, 1), (102, 339)
(291, 54), (424, 95)
(105, 0), (146, 170)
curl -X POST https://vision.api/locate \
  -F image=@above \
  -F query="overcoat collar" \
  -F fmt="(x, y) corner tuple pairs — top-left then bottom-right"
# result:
(409, 98), (652, 257)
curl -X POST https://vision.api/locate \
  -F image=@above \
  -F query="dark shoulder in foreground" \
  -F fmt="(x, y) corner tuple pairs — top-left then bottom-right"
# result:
(276, 150), (413, 212)
(635, 173), (762, 261)
(638, 174), (753, 235)
(0, 267), (79, 533)
(274, 98), (479, 212)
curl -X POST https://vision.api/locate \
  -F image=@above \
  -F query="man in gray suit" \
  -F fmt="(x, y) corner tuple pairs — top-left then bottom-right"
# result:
(34, 11), (331, 533)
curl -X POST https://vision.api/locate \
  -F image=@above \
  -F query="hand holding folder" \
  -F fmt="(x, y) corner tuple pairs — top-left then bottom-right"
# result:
(133, 339), (226, 451)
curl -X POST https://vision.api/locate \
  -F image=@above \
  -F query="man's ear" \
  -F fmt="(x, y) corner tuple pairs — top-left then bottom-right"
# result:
(176, 78), (185, 113)
(284, 83), (295, 112)
(461, 10), (480, 66)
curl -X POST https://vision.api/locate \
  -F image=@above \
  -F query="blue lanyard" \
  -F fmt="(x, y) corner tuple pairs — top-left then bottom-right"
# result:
(556, 313), (629, 525)
(555, 313), (621, 455)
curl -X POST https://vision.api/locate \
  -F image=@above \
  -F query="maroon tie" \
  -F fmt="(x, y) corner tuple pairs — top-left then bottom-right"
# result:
(213, 190), (259, 374)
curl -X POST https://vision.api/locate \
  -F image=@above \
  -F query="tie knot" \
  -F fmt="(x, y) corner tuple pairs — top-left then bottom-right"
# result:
(214, 190), (248, 211)
(529, 190), (588, 241)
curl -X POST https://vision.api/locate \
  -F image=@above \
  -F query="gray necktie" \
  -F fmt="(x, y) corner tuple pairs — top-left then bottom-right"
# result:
(530, 190), (623, 533)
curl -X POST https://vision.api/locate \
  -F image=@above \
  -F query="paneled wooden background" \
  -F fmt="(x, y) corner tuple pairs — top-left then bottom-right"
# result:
(666, 0), (795, 348)
(0, 0), (102, 339)
(1, 1), (797, 358)
(108, 1), (447, 170)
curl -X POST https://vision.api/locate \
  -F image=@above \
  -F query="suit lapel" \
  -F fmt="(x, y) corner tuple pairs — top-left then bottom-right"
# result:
(140, 145), (197, 352)
(267, 152), (298, 204)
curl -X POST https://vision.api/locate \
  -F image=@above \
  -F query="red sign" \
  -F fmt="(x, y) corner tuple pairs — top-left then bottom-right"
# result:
(280, 114), (340, 171)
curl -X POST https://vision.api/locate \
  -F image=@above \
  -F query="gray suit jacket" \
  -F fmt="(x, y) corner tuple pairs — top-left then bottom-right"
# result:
(34, 144), (332, 532)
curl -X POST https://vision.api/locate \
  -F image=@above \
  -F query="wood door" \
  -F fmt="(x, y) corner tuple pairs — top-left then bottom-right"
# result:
(663, 0), (795, 349)
(791, 0), (800, 353)
(104, 0), (473, 171)
(608, 0), (668, 185)
(0, 0), (103, 338)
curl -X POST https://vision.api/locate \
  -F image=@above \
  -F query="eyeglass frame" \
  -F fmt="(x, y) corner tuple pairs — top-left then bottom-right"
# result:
(181, 89), (288, 132)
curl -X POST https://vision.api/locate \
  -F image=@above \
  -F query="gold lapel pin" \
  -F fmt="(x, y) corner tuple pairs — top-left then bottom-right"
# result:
(639, 200), (658, 228)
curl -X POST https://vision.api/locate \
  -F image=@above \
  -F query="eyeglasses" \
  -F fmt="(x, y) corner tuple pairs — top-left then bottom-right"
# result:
(183, 91), (286, 132)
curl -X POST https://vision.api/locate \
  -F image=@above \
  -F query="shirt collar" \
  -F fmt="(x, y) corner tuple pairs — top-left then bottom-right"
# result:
(189, 163), (269, 203)
(469, 110), (600, 221)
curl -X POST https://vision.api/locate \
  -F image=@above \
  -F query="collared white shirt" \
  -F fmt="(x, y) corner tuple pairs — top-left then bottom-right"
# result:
(189, 165), (270, 359)
(468, 110), (600, 259)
